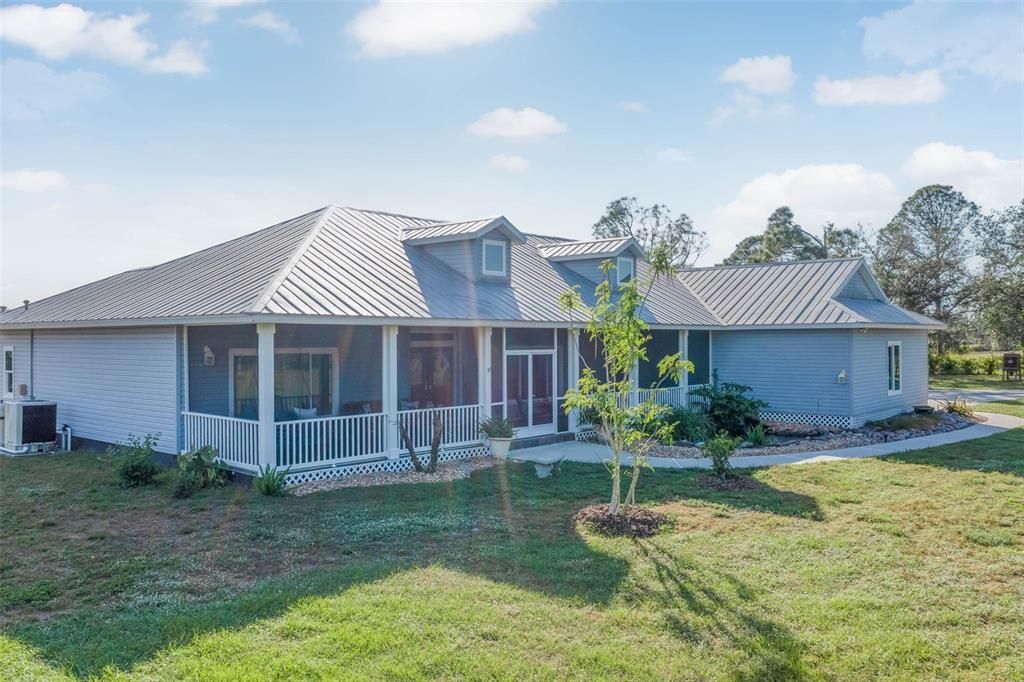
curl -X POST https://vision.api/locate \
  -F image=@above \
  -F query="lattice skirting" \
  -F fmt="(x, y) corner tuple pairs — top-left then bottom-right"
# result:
(574, 429), (598, 442)
(284, 445), (491, 486)
(758, 411), (853, 429)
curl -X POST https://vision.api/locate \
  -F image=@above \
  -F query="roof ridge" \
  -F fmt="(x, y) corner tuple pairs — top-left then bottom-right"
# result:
(402, 215), (500, 231)
(538, 235), (633, 248)
(341, 205), (444, 223)
(246, 205), (337, 314)
(681, 256), (863, 273)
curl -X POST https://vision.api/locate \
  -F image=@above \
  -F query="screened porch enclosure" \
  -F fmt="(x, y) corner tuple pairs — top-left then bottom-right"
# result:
(180, 323), (713, 474)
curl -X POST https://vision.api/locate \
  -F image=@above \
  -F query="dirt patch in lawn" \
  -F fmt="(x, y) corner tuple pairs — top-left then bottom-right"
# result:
(290, 457), (498, 495)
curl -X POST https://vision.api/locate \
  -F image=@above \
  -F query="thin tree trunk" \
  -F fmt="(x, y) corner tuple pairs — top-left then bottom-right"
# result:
(624, 462), (641, 507)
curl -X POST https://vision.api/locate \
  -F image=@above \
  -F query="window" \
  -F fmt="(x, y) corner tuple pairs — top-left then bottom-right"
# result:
(887, 341), (902, 395)
(482, 239), (507, 276)
(616, 256), (634, 286)
(2, 346), (13, 398)
(229, 348), (338, 420)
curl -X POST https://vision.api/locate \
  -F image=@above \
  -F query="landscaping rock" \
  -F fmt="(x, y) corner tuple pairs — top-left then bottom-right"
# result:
(291, 458), (497, 495)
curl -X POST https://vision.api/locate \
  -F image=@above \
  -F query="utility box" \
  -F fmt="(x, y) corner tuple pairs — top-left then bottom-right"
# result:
(1, 400), (58, 454)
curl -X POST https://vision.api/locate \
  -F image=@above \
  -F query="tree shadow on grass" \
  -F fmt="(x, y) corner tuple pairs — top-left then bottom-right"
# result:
(882, 429), (1024, 477)
(6, 460), (812, 678)
(632, 540), (808, 681)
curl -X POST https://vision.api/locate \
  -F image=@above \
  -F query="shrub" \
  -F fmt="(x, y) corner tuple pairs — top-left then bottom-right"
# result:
(981, 355), (1000, 375)
(253, 465), (290, 496)
(110, 433), (161, 488)
(172, 446), (227, 498)
(665, 407), (711, 443)
(479, 415), (516, 439)
(702, 432), (742, 479)
(743, 423), (771, 447)
(691, 376), (767, 437)
(941, 397), (975, 419)
(959, 357), (979, 375)
(928, 352), (940, 374)
(938, 354), (960, 374)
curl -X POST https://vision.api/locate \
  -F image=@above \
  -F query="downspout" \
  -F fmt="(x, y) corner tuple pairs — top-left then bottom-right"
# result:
(29, 329), (34, 399)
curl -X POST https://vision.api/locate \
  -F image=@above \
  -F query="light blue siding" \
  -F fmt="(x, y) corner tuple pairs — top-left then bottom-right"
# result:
(423, 236), (511, 284)
(31, 327), (179, 453)
(850, 329), (928, 424)
(562, 259), (609, 283)
(838, 270), (877, 299)
(712, 330), (853, 417)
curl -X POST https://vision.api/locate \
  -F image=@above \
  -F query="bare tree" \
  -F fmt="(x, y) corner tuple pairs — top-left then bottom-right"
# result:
(592, 197), (707, 268)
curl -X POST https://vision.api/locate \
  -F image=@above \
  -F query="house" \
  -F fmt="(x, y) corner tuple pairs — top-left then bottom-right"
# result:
(0, 205), (942, 482)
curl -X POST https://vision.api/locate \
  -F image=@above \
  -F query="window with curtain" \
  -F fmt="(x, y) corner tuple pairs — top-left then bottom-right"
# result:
(232, 351), (335, 420)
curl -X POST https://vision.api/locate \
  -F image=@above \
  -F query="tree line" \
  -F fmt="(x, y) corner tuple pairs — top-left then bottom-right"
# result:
(590, 187), (1024, 353)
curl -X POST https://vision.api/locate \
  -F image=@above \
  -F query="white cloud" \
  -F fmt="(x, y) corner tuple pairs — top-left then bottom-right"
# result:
(487, 154), (530, 172)
(721, 55), (795, 94)
(617, 100), (647, 113)
(2, 169), (69, 192)
(346, 0), (555, 58)
(467, 107), (566, 138)
(0, 3), (207, 75)
(904, 142), (1023, 209)
(814, 69), (945, 106)
(860, 1), (1023, 83)
(657, 147), (689, 163)
(709, 163), (900, 262)
(1, 58), (108, 120)
(241, 11), (299, 44)
(144, 40), (207, 76)
(710, 89), (793, 126)
(188, 0), (267, 25)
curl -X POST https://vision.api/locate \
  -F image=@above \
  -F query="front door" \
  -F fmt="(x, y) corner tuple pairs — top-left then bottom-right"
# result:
(409, 345), (454, 407)
(506, 352), (555, 435)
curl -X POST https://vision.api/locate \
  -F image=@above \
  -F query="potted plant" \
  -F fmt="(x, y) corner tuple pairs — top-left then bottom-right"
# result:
(479, 415), (516, 459)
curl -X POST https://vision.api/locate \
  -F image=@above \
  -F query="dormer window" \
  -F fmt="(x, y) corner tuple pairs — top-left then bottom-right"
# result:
(482, 239), (507, 277)
(616, 256), (634, 286)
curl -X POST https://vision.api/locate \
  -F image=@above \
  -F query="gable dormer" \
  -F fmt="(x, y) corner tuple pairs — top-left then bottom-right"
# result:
(836, 260), (888, 301)
(401, 216), (527, 284)
(538, 237), (646, 286)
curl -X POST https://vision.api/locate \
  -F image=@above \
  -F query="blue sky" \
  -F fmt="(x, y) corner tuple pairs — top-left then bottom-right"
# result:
(2, 0), (1022, 305)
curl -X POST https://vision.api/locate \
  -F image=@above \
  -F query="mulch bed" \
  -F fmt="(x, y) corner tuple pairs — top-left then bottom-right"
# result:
(573, 504), (668, 538)
(697, 473), (762, 491)
(290, 457), (497, 496)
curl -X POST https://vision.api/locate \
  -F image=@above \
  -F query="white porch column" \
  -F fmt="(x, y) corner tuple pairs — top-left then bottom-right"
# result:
(256, 322), (276, 469)
(476, 327), (492, 420)
(708, 330), (714, 381)
(679, 330), (689, 395)
(567, 328), (581, 432)
(382, 325), (399, 459)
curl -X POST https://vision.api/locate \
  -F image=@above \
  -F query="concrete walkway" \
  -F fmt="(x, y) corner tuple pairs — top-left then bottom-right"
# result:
(509, 411), (1023, 470)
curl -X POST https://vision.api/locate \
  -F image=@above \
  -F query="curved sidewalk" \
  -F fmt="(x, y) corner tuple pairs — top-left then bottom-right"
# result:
(510, 411), (1024, 470)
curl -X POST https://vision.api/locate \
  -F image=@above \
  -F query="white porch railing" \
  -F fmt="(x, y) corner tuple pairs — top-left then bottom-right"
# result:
(276, 412), (388, 469)
(397, 404), (482, 452)
(639, 385), (688, 407)
(182, 411), (260, 472)
(686, 384), (711, 410)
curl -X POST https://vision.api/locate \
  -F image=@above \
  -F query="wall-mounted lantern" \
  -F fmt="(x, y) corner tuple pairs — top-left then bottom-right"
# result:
(837, 369), (847, 384)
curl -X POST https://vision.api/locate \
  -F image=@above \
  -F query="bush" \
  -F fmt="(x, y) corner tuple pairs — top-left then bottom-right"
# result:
(110, 433), (161, 487)
(743, 423), (771, 446)
(959, 357), (979, 375)
(981, 356), (1000, 375)
(938, 354), (960, 374)
(172, 446), (227, 499)
(928, 352), (940, 375)
(665, 407), (711, 443)
(702, 432), (742, 479)
(941, 397), (975, 419)
(253, 465), (290, 496)
(691, 377), (768, 437)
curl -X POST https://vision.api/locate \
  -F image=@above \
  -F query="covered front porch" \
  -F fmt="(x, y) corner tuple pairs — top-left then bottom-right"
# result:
(179, 322), (711, 477)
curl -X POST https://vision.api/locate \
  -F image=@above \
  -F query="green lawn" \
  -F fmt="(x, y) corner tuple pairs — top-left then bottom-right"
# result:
(976, 399), (1024, 419)
(930, 373), (1023, 391)
(2, 419), (1023, 681)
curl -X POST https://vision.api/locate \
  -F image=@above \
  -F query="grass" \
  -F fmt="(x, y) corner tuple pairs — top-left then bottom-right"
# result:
(2, 418), (1023, 680)
(975, 399), (1024, 419)
(930, 373), (1023, 391)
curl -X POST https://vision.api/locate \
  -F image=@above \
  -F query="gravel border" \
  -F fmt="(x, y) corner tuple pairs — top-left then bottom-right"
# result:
(290, 457), (498, 496)
(650, 412), (977, 459)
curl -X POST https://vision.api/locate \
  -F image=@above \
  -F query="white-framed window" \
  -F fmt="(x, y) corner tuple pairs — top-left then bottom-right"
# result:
(2, 346), (13, 398)
(228, 347), (339, 420)
(616, 256), (634, 286)
(482, 239), (507, 276)
(887, 341), (902, 395)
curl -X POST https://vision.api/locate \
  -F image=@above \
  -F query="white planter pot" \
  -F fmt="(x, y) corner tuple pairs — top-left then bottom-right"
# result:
(488, 437), (513, 459)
